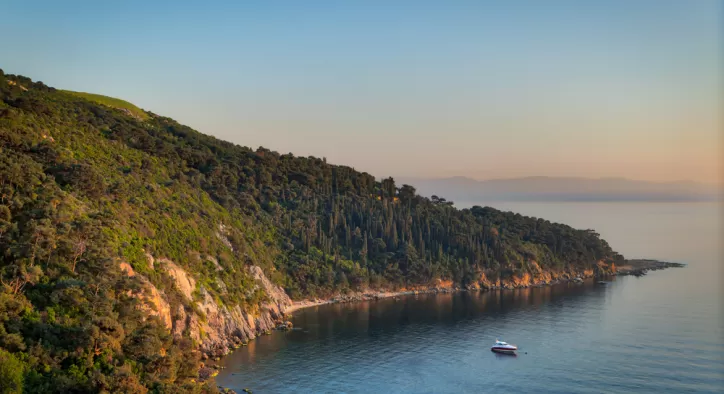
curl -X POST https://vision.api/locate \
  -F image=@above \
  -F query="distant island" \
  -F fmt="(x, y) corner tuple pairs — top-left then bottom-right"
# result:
(0, 70), (684, 393)
(398, 176), (722, 203)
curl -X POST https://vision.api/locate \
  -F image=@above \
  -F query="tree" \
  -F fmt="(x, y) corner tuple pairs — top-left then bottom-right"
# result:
(0, 205), (10, 241)
(0, 348), (24, 394)
(336, 271), (349, 288)
(382, 177), (396, 199)
(360, 232), (368, 263)
(0, 263), (43, 295)
(398, 184), (416, 205)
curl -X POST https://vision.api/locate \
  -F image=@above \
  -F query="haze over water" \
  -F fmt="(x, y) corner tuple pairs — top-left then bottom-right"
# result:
(217, 202), (723, 393)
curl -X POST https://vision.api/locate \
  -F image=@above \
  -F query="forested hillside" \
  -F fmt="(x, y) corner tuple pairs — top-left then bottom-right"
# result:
(0, 69), (623, 393)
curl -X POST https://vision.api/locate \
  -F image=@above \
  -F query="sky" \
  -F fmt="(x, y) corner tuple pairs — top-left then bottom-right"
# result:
(1, 0), (722, 183)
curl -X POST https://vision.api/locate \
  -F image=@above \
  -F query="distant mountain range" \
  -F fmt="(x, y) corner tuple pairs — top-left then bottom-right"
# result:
(396, 176), (723, 203)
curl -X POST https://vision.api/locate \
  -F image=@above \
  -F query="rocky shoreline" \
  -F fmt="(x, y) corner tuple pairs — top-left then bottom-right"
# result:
(613, 259), (685, 277)
(283, 277), (581, 314)
(282, 259), (685, 314)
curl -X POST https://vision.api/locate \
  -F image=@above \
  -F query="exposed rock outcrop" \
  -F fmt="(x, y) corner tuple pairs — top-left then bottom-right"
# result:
(158, 258), (196, 302)
(188, 265), (293, 357)
(216, 224), (235, 252)
(470, 260), (616, 290)
(614, 259), (684, 277)
(249, 265), (292, 313)
(118, 255), (292, 358)
(119, 261), (173, 330)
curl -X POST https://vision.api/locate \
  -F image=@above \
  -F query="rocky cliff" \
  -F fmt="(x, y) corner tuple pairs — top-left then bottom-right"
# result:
(121, 255), (291, 359)
(470, 259), (615, 290)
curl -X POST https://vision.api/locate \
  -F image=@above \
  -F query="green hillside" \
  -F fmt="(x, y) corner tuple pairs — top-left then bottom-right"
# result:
(0, 68), (623, 393)
(62, 90), (150, 120)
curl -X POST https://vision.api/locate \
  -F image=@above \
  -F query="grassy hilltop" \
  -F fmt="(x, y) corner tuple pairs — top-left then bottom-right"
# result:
(62, 90), (150, 120)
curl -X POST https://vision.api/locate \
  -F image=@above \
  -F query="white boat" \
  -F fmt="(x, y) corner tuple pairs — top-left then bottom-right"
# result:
(491, 340), (517, 354)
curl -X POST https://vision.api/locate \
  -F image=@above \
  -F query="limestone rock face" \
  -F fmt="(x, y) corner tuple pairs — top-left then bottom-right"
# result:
(119, 261), (173, 330)
(192, 265), (292, 357)
(159, 258), (196, 302)
(119, 256), (293, 358)
(249, 265), (292, 314)
(473, 260), (616, 290)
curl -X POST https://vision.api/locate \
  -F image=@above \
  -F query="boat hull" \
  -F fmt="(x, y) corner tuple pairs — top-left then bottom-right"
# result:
(491, 347), (517, 354)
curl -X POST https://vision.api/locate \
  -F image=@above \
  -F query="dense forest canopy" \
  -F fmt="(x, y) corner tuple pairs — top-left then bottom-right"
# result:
(0, 69), (623, 393)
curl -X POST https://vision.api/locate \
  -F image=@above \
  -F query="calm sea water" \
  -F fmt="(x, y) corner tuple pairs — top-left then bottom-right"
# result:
(217, 202), (723, 393)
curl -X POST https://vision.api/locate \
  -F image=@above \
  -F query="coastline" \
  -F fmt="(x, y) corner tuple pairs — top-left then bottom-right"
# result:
(613, 259), (685, 277)
(282, 259), (685, 316)
(283, 288), (458, 315)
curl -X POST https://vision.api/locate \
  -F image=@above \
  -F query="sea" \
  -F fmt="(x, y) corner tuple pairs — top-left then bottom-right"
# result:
(216, 202), (723, 393)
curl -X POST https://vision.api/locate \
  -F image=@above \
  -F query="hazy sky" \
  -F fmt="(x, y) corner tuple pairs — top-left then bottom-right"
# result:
(1, 0), (722, 183)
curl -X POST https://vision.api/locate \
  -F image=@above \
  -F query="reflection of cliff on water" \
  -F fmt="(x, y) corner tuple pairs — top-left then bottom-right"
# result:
(289, 278), (613, 342)
(293, 281), (606, 330)
(219, 278), (617, 369)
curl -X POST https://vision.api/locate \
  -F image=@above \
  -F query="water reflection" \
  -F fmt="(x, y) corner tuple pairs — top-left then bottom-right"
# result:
(219, 279), (610, 375)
